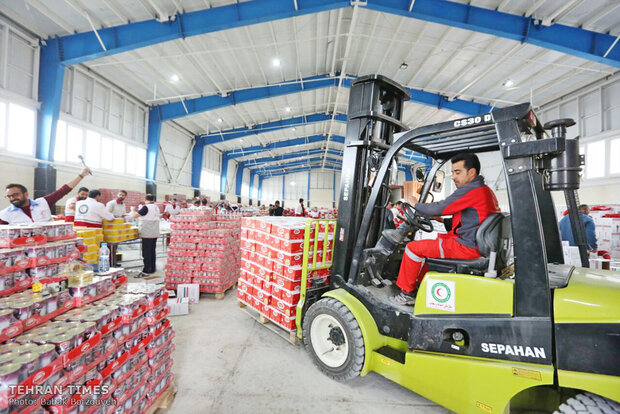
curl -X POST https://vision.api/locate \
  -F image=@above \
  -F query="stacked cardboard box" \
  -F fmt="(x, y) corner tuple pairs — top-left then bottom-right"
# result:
(237, 217), (334, 331)
(102, 218), (139, 243)
(165, 210), (242, 294)
(74, 227), (104, 264)
(588, 205), (620, 259)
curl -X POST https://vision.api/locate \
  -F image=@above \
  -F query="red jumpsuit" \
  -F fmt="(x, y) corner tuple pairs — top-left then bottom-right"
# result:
(396, 176), (500, 293)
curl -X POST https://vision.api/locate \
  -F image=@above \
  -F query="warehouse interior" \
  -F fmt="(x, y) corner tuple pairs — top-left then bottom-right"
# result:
(0, 0), (619, 413)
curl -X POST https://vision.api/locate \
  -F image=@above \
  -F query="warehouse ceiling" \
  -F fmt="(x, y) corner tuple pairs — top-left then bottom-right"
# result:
(1, 0), (619, 173)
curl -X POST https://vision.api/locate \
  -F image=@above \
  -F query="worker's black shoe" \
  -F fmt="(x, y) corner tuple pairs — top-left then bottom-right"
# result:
(390, 291), (416, 306)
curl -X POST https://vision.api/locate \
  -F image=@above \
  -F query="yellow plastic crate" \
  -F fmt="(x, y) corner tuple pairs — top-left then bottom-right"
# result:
(75, 228), (97, 239)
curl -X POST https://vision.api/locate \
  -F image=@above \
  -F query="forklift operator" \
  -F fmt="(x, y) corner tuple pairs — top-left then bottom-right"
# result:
(391, 153), (500, 306)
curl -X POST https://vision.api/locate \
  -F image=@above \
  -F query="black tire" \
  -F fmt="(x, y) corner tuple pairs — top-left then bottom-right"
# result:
(555, 392), (620, 414)
(302, 297), (365, 381)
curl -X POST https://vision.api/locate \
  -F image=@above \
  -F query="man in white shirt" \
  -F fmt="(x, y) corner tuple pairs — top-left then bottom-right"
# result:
(295, 198), (306, 217)
(65, 187), (89, 223)
(75, 190), (115, 228)
(1, 168), (90, 224)
(106, 190), (127, 218)
(164, 198), (181, 216)
(129, 194), (160, 275)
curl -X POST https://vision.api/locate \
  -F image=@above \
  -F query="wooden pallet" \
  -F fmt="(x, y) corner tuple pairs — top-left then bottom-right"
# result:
(145, 382), (177, 414)
(238, 301), (299, 345)
(200, 282), (237, 300)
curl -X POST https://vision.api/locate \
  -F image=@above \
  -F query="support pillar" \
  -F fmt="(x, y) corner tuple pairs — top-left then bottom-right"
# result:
(405, 167), (413, 182)
(220, 153), (229, 198)
(306, 171), (310, 207)
(146, 107), (162, 183)
(36, 40), (65, 166)
(235, 161), (245, 197)
(249, 170), (256, 204)
(258, 176), (263, 204)
(146, 183), (157, 199)
(33, 167), (57, 203)
(191, 142), (204, 189)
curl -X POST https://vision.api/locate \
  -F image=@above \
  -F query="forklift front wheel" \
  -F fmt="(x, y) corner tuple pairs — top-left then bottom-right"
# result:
(303, 298), (365, 381)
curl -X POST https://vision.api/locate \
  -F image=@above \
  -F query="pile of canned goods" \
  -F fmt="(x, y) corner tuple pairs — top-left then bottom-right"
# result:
(56, 305), (119, 331)
(68, 276), (115, 300)
(0, 249), (27, 271)
(24, 241), (80, 263)
(0, 271), (29, 294)
(0, 290), (72, 324)
(0, 341), (59, 392)
(0, 225), (47, 245)
(118, 284), (166, 303)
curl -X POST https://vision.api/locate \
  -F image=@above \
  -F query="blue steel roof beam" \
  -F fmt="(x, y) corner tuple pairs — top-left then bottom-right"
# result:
(243, 149), (343, 168)
(196, 113), (348, 146)
(50, 0), (350, 65)
(225, 135), (345, 159)
(259, 165), (341, 178)
(159, 74), (488, 126)
(366, 0), (620, 68)
(156, 75), (339, 122)
(255, 157), (342, 172)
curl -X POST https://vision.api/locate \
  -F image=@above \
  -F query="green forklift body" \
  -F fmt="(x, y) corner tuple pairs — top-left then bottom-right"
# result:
(553, 267), (620, 402)
(324, 288), (556, 414)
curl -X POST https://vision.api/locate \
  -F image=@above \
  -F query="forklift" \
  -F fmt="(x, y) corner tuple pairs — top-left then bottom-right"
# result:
(298, 75), (620, 413)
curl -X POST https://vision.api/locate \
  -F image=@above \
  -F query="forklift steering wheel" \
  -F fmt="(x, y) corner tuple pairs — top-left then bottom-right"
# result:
(401, 203), (434, 233)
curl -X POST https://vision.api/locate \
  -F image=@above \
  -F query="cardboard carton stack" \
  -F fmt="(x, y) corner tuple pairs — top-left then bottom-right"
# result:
(102, 218), (139, 243)
(237, 217), (334, 331)
(165, 210), (242, 294)
(74, 227), (103, 264)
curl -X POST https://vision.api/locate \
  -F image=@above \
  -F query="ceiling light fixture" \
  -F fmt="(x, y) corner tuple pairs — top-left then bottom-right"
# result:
(290, 181), (296, 186)
(272, 58), (281, 67)
(400, 62), (408, 70)
(170, 74), (180, 82)
(217, 118), (223, 123)
(291, 127), (296, 131)
(503, 79), (514, 88)
(240, 139), (244, 142)
(285, 106), (291, 112)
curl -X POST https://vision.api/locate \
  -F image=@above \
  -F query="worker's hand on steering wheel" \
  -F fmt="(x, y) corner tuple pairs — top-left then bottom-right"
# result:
(400, 202), (434, 232)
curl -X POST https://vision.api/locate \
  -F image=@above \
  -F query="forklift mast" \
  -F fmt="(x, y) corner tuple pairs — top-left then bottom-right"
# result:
(331, 75), (411, 286)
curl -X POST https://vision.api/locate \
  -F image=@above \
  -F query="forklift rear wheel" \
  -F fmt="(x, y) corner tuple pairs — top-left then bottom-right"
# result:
(554, 392), (620, 413)
(303, 298), (365, 381)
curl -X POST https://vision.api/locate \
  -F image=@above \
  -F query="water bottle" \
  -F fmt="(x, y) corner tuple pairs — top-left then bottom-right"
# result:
(98, 243), (110, 273)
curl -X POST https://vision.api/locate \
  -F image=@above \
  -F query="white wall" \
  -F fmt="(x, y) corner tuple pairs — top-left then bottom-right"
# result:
(538, 73), (620, 206)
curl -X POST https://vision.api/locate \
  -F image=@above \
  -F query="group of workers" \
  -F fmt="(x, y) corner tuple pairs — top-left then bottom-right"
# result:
(267, 198), (320, 218)
(0, 169), (178, 276)
(1, 152), (599, 307)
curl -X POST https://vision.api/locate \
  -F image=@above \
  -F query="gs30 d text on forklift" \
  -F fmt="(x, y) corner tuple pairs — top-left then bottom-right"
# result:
(299, 75), (620, 413)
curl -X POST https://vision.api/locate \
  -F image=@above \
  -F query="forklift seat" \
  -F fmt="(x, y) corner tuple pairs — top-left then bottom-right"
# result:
(426, 213), (512, 276)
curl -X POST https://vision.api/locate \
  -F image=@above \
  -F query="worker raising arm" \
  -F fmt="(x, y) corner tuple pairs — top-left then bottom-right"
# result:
(0, 167), (91, 224)
(74, 189), (115, 228)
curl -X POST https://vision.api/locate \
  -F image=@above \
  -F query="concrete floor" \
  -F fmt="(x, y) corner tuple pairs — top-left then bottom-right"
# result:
(163, 293), (448, 414)
(119, 244), (448, 414)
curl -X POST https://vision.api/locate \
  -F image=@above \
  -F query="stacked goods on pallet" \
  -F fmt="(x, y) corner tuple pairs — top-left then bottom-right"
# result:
(99, 189), (146, 212)
(237, 217), (334, 331)
(74, 228), (103, 265)
(0, 223), (84, 296)
(102, 218), (139, 244)
(165, 210), (242, 294)
(0, 279), (174, 414)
